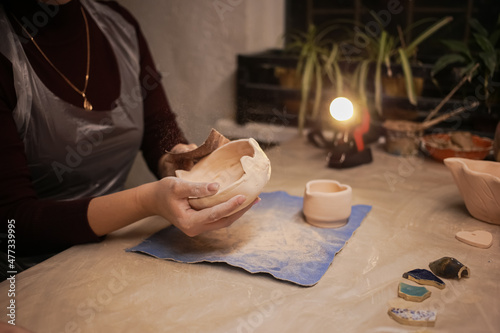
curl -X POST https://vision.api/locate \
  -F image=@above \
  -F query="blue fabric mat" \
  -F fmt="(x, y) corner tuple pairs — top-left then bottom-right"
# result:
(127, 191), (371, 286)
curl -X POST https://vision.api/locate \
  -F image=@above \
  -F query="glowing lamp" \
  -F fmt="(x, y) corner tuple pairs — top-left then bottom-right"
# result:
(326, 97), (372, 168)
(330, 97), (354, 122)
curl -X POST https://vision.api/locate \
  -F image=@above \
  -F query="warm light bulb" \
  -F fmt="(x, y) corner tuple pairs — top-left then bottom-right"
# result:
(330, 97), (354, 122)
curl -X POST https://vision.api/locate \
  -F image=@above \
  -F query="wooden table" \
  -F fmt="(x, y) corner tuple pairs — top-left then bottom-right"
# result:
(1, 136), (499, 333)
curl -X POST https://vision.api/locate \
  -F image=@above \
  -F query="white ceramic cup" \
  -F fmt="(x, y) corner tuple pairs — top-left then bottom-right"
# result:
(303, 179), (352, 228)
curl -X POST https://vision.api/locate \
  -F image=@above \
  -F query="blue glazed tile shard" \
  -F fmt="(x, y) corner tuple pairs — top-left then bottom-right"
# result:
(398, 282), (431, 302)
(402, 268), (445, 289)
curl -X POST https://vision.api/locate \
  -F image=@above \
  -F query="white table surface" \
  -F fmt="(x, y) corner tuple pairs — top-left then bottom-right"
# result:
(1, 136), (499, 333)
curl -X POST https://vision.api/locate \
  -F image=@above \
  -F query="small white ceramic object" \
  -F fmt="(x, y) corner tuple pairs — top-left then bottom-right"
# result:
(455, 230), (493, 249)
(176, 138), (271, 216)
(303, 180), (352, 228)
(444, 157), (500, 225)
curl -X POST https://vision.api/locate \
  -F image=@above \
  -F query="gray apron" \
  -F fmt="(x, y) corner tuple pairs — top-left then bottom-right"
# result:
(0, 0), (144, 200)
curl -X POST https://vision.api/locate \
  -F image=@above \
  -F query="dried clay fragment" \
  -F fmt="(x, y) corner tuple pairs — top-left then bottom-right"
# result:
(388, 307), (436, 327)
(429, 256), (470, 279)
(176, 138), (271, 216)
(456, 230), (493, 249)
(402, 269), (445, 289)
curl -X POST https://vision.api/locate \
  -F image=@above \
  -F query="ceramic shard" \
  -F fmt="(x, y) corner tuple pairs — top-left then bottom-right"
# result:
(429, 257), (470, 279)
(388, 307), (436, 327)
(397, 282), (431, 302)
(402, 269), (445, 289)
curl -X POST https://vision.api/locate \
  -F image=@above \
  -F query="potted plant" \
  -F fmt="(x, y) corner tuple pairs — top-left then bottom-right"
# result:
(432, 15), (500, 110)
(348, 13), (453, 115)
(285, 24), (345, 133)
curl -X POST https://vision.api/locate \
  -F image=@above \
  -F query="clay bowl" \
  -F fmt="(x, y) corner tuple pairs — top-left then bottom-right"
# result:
(444, 157), (500, 225)
(422, 133), (493, 162)
(303, 180), (352, 228)
(176, 138), (271, 216)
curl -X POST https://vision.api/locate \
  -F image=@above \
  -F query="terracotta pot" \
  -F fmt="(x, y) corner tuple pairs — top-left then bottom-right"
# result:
(176, 138), (271, 216)
(422, 132), (493, 162)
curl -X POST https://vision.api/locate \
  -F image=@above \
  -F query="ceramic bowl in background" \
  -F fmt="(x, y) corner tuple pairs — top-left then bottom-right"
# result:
(444, 157), (500, 225)
(303, 180), (352, 228)
(421, 132), (493, 162)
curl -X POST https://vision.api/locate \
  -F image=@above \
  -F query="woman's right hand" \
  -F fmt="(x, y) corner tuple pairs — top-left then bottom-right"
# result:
(138, 177), (256, 236)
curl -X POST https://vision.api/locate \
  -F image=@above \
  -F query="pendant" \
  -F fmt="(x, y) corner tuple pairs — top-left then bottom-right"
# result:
(83, 97), (93, 111)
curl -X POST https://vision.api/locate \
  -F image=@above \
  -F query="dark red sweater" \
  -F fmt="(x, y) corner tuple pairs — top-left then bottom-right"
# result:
(0, 0), (186, 255)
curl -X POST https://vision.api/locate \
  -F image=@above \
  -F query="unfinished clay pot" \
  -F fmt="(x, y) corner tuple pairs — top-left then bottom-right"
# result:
(303, 180), (352, 228)
(176, 138), (271, 215)
(444, 157), (500, 225)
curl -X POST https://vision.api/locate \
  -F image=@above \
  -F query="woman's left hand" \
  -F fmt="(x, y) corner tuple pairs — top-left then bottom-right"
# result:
(158, 143), (198, 178)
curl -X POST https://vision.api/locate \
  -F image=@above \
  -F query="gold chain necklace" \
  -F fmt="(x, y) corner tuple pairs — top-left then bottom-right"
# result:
(12, 7), (93, 111)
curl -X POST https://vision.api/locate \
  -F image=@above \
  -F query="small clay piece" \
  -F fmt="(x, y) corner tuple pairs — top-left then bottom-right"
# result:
(429, 257), (470, 279)
(176, 138), (271, 216)
(397, 282), (431, 302)
(165, 128), (230, 164)
(402, 269), (445, 289)
(388, 307), (436, 327)
(456, 230), (493, 249)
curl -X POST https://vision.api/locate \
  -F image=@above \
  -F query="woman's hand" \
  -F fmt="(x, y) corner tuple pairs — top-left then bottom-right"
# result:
(158, 143), (198, 178)
(137, 177), (257, 236)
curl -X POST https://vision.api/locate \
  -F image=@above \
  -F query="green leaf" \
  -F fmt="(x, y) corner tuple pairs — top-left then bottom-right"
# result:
(431, 53), (467, 76)
(458, 62), (478, 78)
(298, 56), (315, 134)
(333, 61), (343, 96)
(312, 62), (323, 120)
(405, 16), (453, 56)
(474, 33), (495, 53)
(479, 51), (497, 75)
(315, 24), (343, 44)
(325, 44), (338, 69)
(441, 40), (472, 59)
(404, 17), (436, 35)
(375, 31), (387, 115)
(470, 18), (489, 36)
(358, 60), (371, 107)
(398, 48), (417, 105)
(351, 62), (362, 92)
(368, 10), (385, 29)
(489, 29), (500, 47)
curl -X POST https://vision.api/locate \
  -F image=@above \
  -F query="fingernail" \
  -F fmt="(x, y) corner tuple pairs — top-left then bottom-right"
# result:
(236, 195), (246, 205)
(208, 183), (219, 192)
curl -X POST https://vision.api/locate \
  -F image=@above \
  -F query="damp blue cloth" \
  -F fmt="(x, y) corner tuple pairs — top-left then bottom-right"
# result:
(127, 191), (371, 286)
